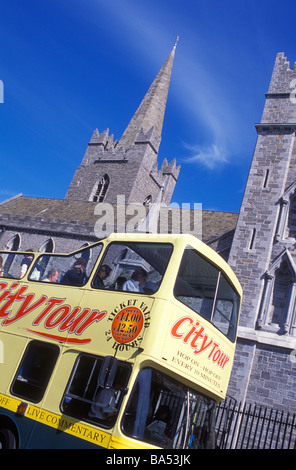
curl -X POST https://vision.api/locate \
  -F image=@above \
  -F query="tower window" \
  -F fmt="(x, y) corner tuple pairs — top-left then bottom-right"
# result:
(263, 169), (270, 189)
(249, 228), (256, 250)
(93, 174), (110, 203)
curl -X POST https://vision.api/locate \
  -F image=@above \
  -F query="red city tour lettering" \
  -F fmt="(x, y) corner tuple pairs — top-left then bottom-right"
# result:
(0, 285), (29, 318)
(75, 310), (107, 335)
(171, 316), (193, 338)
(171, 316), (230, 369)
(32, 298), (66, 325)
(59, 307), (89, 333)
(2, 292), (48, 325)
(44, 304), (72, 328)
(0, 283), (107, 339)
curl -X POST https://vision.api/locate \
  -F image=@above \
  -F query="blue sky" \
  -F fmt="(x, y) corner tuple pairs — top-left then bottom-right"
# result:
(1, 0), (296, 213)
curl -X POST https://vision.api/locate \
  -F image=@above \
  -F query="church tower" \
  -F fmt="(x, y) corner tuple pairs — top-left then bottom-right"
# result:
(65, 42), (180, 206)
(227, 53), (296, 409)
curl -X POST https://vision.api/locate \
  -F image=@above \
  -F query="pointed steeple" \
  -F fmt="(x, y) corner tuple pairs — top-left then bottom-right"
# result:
(118, 40), (178, 152)
(65, 40), (180, 205)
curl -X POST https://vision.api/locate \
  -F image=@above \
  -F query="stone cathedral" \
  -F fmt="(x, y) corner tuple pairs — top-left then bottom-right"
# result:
(1, 45), (296, 413)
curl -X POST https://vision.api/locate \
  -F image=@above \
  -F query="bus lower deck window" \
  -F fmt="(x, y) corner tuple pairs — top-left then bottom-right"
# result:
(11, 341), (59, 403)
(61, 354), (131, 429)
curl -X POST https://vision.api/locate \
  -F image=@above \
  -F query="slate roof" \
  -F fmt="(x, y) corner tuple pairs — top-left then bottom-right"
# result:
(0, 195), (238, 243)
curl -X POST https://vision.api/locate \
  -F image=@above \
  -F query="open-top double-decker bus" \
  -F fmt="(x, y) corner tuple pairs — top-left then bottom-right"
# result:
(0, 233), (241, 449)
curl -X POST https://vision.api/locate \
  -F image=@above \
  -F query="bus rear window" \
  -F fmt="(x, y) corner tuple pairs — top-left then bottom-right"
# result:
(11, 341), (59, 403)
(174, 247), (240, 342)
(61, 354), (131, 429)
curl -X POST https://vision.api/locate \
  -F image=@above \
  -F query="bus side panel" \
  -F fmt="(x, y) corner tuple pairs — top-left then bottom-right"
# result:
(0, 404), (104, 449)
(0, 280), (87, 345)
(0, 333), (40, 448)
(141, 298), (236, 400)
(25, 420), (101, 449)
(25, 349), (114, 449)
(0, 333), (28, 394)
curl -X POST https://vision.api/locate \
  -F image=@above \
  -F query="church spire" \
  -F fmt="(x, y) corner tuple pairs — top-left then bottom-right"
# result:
(118, 40), (178, 152)
(65, 40), (180, 205)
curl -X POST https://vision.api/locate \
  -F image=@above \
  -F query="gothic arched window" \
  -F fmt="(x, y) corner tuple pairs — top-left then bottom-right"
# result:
(256, 250), (296, 335)
(92, 174), (110, 203)
(3, 234), (21, 273)
(275, 181), (296, 241)
(39, 238), (55, 253)
(5, 233), (21, 251)
(286, 193), (296, 239)
(269, 261), (291, 327)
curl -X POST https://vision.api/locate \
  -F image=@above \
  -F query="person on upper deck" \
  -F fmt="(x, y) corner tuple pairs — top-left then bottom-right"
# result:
(122, 268), (148, 293)
(60, 258), (87, 286)
(93, 264), (111, 289)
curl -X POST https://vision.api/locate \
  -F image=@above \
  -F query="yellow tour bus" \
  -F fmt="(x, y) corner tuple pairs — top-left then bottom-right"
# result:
(0, 233), (241, 449)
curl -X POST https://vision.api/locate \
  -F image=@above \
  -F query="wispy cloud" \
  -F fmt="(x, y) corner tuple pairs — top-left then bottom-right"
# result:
(92, 0), (242, 171)
(172, 43), (240, 170)
(182, 142), (228, 169)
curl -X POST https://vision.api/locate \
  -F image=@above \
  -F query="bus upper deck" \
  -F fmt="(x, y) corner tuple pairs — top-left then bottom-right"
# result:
(0, 233), (242, 449)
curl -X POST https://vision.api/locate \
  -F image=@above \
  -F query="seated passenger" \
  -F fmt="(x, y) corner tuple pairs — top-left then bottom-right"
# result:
(20, 250), (34, 278)
(43, 269), (59, 283)
(145, 405), (172, 445)
(88, 387), (117, 421)
(122, 268), (148, 293)
(60, 258), (87, 286)
(143, 280), (158, 294)
(93, 264), (111, 288)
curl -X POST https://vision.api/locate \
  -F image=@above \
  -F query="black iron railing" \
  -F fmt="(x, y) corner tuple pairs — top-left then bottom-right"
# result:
(216, 397), (296, 449)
